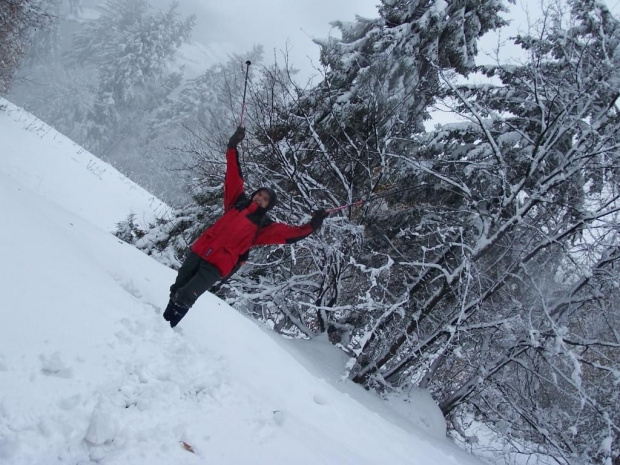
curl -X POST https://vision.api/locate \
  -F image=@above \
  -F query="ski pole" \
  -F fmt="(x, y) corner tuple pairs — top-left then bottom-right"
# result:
(325, 200), (366, 214)
(239, 60), (251, 127)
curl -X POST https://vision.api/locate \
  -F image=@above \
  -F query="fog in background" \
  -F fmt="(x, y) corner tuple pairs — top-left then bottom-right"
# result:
(89, 0), (382, 83)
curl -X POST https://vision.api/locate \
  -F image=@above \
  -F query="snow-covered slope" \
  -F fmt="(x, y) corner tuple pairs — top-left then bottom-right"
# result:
(0, 99), (168, 231)
(0, 100), (485, 465)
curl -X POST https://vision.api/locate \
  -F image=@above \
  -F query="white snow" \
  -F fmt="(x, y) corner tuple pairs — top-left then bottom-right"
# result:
(0, 99), (168, 231)
(0, 99), (485, 464)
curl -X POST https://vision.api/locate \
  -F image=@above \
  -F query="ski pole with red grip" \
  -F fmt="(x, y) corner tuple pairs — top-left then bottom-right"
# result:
(325, 200), (366, 214)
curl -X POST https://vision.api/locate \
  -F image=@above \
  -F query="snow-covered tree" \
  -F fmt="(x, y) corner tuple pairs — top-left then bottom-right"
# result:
(341, 1), (620, 462)
(7, 0), (196, 203)
(66, 0), (194, 154)
(0, 0), (52, 93)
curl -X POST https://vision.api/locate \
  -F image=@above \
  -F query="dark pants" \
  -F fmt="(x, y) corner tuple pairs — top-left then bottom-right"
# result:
(164, 252), (222, 327)
(170, 252), (222, 308)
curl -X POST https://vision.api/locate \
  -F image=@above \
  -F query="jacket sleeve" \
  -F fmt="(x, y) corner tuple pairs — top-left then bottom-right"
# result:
(224, 147), (244, 211)
(253, 222), (315, 246)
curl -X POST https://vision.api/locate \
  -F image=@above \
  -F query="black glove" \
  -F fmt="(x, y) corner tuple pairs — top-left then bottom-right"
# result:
(310, 209), (329, 231)
(228, 126), (246, 148)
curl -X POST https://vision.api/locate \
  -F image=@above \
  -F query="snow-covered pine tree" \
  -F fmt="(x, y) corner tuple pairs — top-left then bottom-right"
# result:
(342, 1), (620, 463)
(66, 0), (194, 156)
(229, 0), (508, 350)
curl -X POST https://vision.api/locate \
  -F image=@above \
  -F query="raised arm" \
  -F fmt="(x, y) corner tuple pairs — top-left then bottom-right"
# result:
(253, 210), (328, 246)
(224, 127), (246, 210)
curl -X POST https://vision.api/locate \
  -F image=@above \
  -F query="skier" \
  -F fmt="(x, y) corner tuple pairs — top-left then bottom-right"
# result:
(163, 126), (328, 327)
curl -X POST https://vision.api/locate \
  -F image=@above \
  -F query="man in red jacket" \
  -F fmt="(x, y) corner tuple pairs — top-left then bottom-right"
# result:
(163, 126), (328, 327)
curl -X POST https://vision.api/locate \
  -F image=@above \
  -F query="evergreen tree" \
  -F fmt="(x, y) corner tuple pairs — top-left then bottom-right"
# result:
(240, 0), (511, 345)
(345, 0), (620, 462)
(66, 0), (195, 155)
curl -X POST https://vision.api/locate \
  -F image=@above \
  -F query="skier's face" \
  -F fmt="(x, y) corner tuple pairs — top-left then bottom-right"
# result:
(252, 189), (271, 208)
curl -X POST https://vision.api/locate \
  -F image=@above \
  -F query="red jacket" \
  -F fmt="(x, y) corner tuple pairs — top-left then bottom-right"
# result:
(191, 147), (314, 277)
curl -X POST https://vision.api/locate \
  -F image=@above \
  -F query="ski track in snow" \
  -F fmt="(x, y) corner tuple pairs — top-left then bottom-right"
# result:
(0, 99), (484, 464)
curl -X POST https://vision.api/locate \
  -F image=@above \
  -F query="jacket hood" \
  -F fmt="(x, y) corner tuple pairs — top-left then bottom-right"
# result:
(251, 187), (278, 211)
